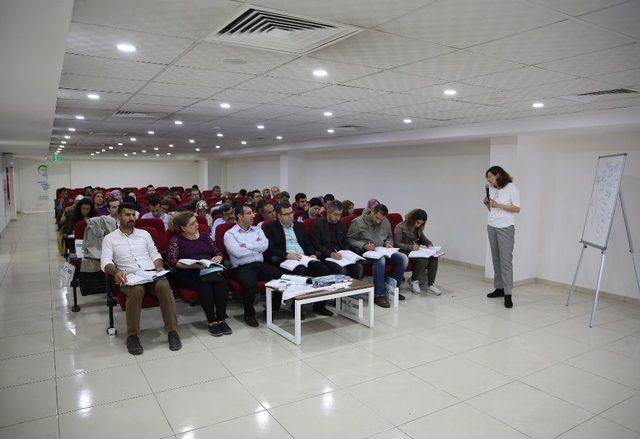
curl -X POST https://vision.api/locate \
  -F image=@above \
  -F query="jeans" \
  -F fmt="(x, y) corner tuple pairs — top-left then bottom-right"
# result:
(364, 252), (409, 297)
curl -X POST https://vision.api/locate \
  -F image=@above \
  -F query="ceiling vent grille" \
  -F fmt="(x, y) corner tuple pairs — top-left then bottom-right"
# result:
(113, 110), (154, 118)
(206, 6), (361, 54)
(559, 87), (637, 103)
(578, 88), (637, 96)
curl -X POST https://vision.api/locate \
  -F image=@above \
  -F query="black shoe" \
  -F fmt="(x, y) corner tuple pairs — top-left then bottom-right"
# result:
(126, 335), (143, 355)
(374, 297), (391, 308)
(219, 321), (233, 335)
(208, 323), (223, 337)
(313, 305), (334, 317)
(504, 295), (513, 309)
(398, 293), (406, 301)
(168, 331), (182, 351)
(245, 316), (259, 327)
(487, 288), (505, 298)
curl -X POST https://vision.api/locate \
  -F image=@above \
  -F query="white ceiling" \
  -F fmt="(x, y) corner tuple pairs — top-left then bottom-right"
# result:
(50, 0), (640, 157)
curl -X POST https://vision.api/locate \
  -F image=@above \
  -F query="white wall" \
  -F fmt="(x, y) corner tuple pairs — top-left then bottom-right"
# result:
(224, 155), (280, 192)
(537, 129), (640, 299)
(15, 157), (51, 212)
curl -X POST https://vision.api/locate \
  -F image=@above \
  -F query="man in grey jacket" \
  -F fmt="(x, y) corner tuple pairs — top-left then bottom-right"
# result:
(347, 204), (408, 308)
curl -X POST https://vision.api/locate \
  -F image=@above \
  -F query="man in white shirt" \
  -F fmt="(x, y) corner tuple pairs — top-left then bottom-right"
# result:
(101, 202), (181, 355)
(210, 203), (234, 243)
(140, 198), (170, 230)
(223, 205), (283, 327)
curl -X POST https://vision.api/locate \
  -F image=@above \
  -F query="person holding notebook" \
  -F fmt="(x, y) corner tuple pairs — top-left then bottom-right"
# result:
(483, 166), (521, 309)
(168, 211), (231, 337)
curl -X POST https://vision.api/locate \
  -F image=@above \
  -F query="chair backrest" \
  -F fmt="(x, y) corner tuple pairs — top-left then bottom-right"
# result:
(293, 211), (305, 221)
(342, 214), (356, 232)
(70, 220), (88, 254)
(387, 213), (403, 231)
(196, 215), (208, 226)
(135, 217), (165, 235)
(352, 208), (364, 216)
(261, 219), (275, 231)
(303, 217), (319, 237)
(253, 213), (264, 226)
(198, 224), (210, 235)
(138, 226), (159, 247)
(215, 222), (236, 260)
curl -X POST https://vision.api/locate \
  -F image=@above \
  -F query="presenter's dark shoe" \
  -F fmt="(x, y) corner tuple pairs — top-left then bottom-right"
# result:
(374, 297), (391, 308)
(504, 295), (513, 309)
(126, 335), (143, 355)
(487, 288), (505, 298)
(313, 305), (334, 317)
(168, 331), (182, 351)
(245, 316), (259, 327)
(220, 321), (233, 335)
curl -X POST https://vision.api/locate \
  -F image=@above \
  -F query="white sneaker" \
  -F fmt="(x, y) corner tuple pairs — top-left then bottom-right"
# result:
(427, 285), (442, 296)
(411, 281), (421, 294)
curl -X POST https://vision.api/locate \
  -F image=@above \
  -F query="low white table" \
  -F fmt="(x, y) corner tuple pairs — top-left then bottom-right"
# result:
(266, 279), (375, 345)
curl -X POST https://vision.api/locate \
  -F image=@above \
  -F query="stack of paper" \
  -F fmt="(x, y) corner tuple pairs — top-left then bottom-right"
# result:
(325, 250), (365, 267)
(362, 247), (399, 259)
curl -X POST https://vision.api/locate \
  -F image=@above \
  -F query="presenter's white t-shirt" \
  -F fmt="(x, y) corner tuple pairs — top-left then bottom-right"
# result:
(488, 182), (520, 228)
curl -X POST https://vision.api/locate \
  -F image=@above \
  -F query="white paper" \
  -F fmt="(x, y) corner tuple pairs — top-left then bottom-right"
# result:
(74, 239), (84, 258)
(362, 247), (399, 259)
(325, 250), (365, 267)
(125, 270), (170, 286)
(279, 255), (316, 271)
(178, 258), (224, 269)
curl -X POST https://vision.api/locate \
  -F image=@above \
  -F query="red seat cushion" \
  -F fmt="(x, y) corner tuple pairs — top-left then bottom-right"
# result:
(178, 288), (199, 303)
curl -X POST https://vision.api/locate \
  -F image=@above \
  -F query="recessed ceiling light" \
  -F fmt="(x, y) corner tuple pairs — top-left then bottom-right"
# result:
(95, 151), (100, 154)
(54, 152), (59, 155)
(532, 102), (544, 109)
(403, 118), (412, 124)
(90, 153), (94, 156)
(195, 148), (200, 152)
(117, 142), (123, 146)
(276, 136), (283, 140)
(116, 43), (136, 53)
(108, 146), (114, 150)
(327, 128), (335, 133)
(75, 115), (84, 120)
(124, 153), (129, 157)
(169, 144), (174, 148)
(155, 154), (160, 157)
(101, 149), (106, 152)
(130, 137), (136, 142)
(142, 150), (146, 153)
(166, 152), (171, 156)
(257, 124), (265, 129)
(132, 152), (136, 155)
(215, 145), (221, 149)
(153, 147), (158, 151)
(147, 130), (154, 135)
(174, 120), (183, 125)
(189, 139), (195, 143)
(323, 111), (333, 117)
(68, 127), (75, 132)
(313, 69), (328, 78)
(443, 89), (457, 96)
(59, 145), (64, 148)
(60, 141), (66, 145)
(220, 103), (231, 109)
(87, 93), (100, 100)
(240, 141), (247, 145)
(216, 133), (223, 137)
(64, 135), (70, 139)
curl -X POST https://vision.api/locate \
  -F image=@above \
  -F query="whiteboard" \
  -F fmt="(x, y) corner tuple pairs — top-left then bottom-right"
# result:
(580, 153), (627, 250)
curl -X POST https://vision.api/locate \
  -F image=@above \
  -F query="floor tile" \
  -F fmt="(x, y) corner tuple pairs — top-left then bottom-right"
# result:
(603, 334), (640, 360)
(367, 429), (412, 439)
(0, 331), (53, 360)
(601, 394), (640, 433)
(0, 380), (57, 427)
(209, 339), (298, 374)
(176, 411), (292, 439)
(556, 416), (640, 439)
(468, 382), (592, 439)
(462, 340), (558, 379)
(400, 402), (529, 439)
(458, 315), (533, 340)
(0, 315), (52, 339)
(54, 343), (138, 377)
(155, 377), (264, 433)
(270, 390), (392, 439)
(410, 355), (512, 399)
(0, 416), (59, 439)
(361, 333), (453, 369)
(414, 323), (498, 353)
(59, 394), (172, 439)
(0, 352), (55, 388)
(567, 349), (640, 389)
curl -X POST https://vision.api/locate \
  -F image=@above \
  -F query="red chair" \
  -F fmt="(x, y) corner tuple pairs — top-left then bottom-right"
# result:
(253, 213), (264, 226)
(342, 214), (356, 231)
(67, 220), (87, 312)
(260, 219), (275, 231)
(196, 215), (208, 227)
(136, 217), (165, 235)
(303, 217), (319, 237)
(387, 213), (403, 231)
(293, 211), (305, 221)
(353, 208), (364, 216)
(202, 190), (212, 199)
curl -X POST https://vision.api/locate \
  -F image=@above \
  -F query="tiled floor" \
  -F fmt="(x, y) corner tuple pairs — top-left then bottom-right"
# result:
(0, 213), (639, 439)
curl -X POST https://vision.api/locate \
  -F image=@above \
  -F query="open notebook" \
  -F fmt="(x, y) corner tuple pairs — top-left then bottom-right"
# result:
(325, 250), (365, 267)
(280, 255), (318, 271)
(125, 270), (170, 286)
(362, 247), (399, 260)
(408, 246), (445, 259)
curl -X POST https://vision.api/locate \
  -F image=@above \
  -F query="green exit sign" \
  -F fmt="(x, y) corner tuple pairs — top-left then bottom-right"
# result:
(51, 155), (63, 163)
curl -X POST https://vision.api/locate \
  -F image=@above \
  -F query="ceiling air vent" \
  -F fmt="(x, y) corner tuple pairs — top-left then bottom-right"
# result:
(206, 6), (361, 54)
(113, 110), (154, 119)
(558, 88), (637, 103)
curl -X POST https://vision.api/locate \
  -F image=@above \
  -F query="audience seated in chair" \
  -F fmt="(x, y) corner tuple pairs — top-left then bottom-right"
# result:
(294, 192), (308, 213)
(341, 199), (355, 217)
(394, 209), (441, 296)
(100, 202), (181, 355)
(59, 197), (95, 256)
(195, 200), (212, 226)
(256, 200), (276, 227)
(298, 197), (322, 222)
(141, 198), (170, 230)
(168, 212), (232, 337)
(210, 203), (235, 240)
(347, 203), (408, 308)
(263, 201), (333, 317)
(223, 205), (283, 328)
(262, 187), (271, 200)
(93, 190), (107, 215)
(312, 200), (364, 280)
(146, 185), (156, 199)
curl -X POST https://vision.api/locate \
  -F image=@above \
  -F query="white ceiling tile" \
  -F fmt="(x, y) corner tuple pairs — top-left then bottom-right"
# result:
(595, 68), (640, 87)
(412, 82), (497, 99)
(59, 73), (146, 93)
(153, 66), (255, 89)
(72, 0), (242, 39)
(330, 93), (430, 113)
(378, 0), (565, 48)
(176, 42), (296, 74)
(539, 43), (640, 76)
(581, 1), (640, 39)
(266, 57), (379, 84)
(345, 71), (443, 92)
(527, 0), (629, 16)
(56, 98), (122, 111)
(228, 104), (303, 120)
(471, 20), (633, 64)
(55, 109), (114, 121)
(137, 82), (221, 99)
(375, 99), (493, 119)
(128, 94), (198, 107)
(235, 76), (325, 94)
(209, 89), (290, 105)
(274, 85), (384, 108)
(191, 100), (257, 114)
(119, 103), (185, 116)
(62, 53), (165, 81)
(464, 66), (576, 89)
(251, 0), (430, 28)
(170, 108), (218, 123)
(311, 30), (452, 69)
(394, 50), (522, 81)
(57, 89), (131, 103)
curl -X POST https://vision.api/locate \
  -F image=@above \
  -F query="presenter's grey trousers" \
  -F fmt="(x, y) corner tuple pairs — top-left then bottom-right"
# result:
(487, 225), (515, 296)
